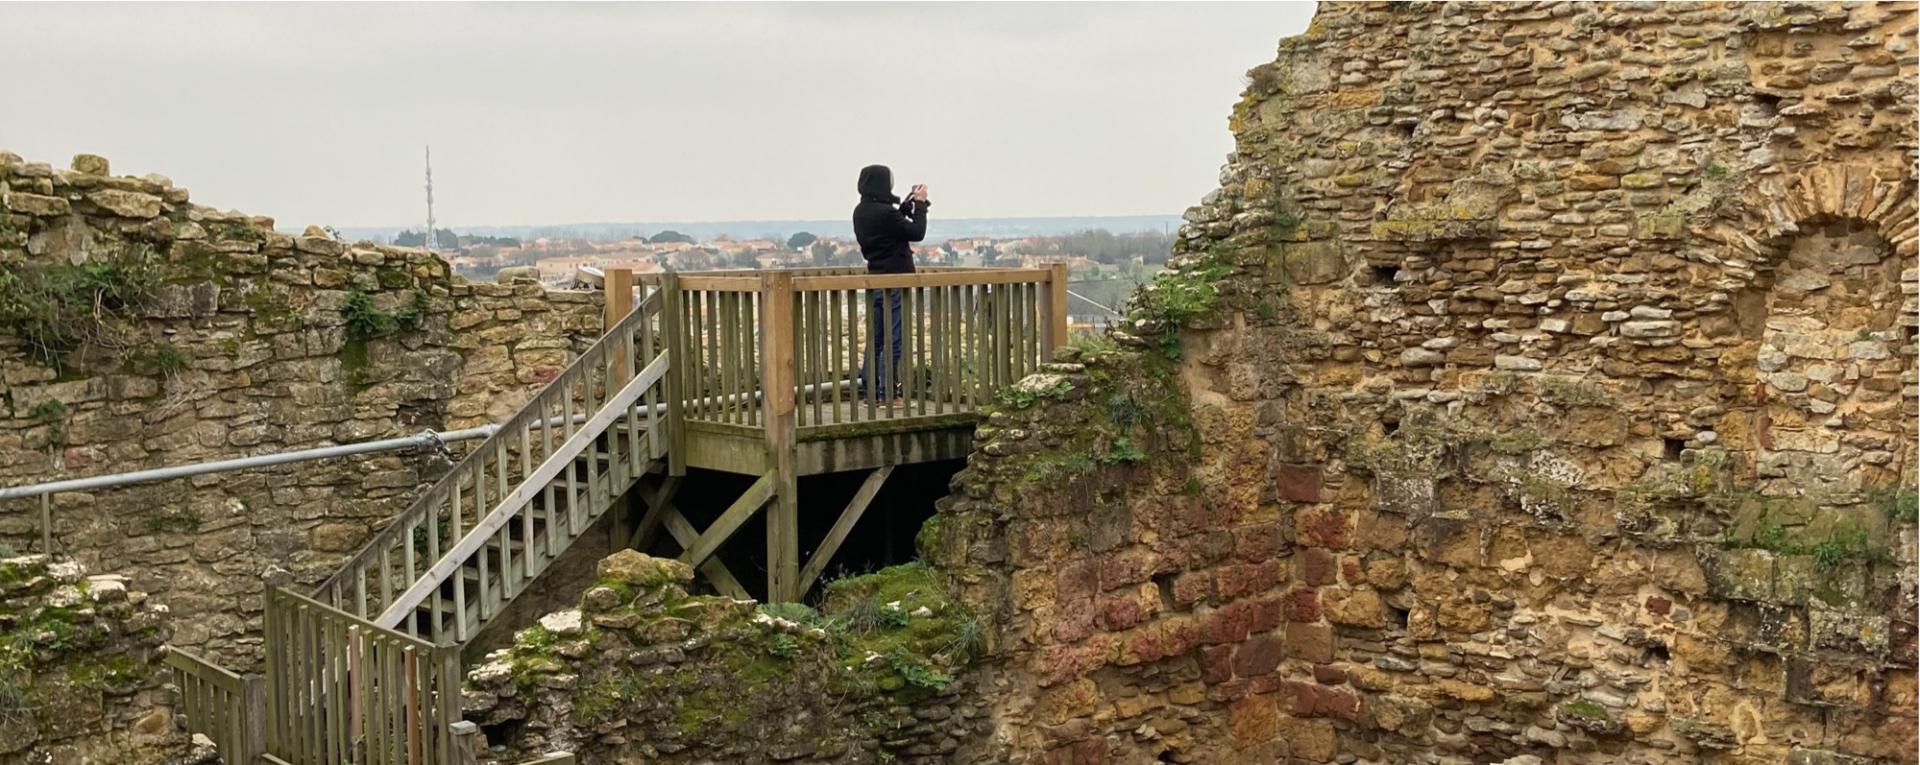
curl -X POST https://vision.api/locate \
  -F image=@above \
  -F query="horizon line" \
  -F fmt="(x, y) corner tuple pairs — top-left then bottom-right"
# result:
(328, 212), (1184, 231)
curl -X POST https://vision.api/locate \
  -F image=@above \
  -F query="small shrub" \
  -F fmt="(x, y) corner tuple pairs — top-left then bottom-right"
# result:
(0, 253), (161, 368)
(149, 344), (189, 374)
(885, 647), (953, 690)
(1101, 436), (1147, 464)
(25, 400), (67, 421)
(766, 633), (802, 659)
(342, 289), (395, 340)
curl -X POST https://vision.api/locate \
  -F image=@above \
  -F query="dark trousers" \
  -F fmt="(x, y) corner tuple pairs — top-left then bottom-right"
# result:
(860, 287), (904, 401)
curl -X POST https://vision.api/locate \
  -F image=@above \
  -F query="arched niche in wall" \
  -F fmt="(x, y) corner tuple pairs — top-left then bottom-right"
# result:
(1715, 165), (1919, 497)
(1737, 217), (1909, 495)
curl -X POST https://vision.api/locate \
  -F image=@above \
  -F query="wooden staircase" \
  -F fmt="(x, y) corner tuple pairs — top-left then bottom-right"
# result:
(314, 291), (669, 644)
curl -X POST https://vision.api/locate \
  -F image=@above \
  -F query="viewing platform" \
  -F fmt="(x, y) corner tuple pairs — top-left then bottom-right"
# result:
(638, 265), (1070, 477)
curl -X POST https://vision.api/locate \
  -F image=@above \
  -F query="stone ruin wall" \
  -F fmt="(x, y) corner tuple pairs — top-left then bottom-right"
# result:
(927, 3), (1918, 765)
(0, 149), (606, 671)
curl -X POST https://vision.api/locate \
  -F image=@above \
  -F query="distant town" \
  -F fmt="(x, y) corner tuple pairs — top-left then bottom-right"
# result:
(384, 226), (1175, 322)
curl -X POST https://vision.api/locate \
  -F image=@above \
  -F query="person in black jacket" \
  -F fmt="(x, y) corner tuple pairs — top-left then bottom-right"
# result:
(852, 165), (928, 407)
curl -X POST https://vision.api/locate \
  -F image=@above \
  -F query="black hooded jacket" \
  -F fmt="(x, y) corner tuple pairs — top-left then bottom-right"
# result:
(852, 165), (929, 274)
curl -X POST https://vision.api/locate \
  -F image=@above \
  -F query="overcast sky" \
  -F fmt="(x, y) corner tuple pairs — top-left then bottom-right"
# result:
(1, 2), (1314, 228)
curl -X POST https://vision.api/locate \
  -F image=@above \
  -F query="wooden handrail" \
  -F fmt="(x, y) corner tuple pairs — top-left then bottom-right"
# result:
(373, 355), (671, 629)
(315, 292), (665, 618)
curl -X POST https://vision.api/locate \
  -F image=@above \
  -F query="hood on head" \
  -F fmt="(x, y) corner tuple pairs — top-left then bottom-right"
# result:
(858, 164), (894, 200)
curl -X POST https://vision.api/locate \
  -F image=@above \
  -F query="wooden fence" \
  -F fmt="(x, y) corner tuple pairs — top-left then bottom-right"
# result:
(167, 647), (266, 764)
(264, 586), (464, 765)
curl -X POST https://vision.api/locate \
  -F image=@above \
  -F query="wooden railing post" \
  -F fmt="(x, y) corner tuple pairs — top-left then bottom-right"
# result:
(1043, 263), (1070, 359)
(449, 720), (483, 765)
(661, 273), (687, 477)
(759, 271), (800, 602)
(240, 674), (268, 764)
(605, 267), (635, 384)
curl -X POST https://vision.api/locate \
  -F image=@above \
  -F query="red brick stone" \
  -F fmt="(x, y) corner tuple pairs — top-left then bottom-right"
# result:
(1036, 635), (1117, 687)
(1282, 585), (1321, 623)
(1274, 464), (1323, 502)
(1044, 738), (1107, 765)
(1232, 633), (1286, 677)
(1053, 598), (1097, 642)
(1203, 600), (1259, 644)
(1058, 560), (1099, 603)
(1171, 571), (1213, 608)
(1201, 644), (1235, 684)
(1097, 593), (1148, 632)
(1249, 597), (1284, 633)
(1312, 664), (1348, 685)
(1340, 557), (1364, 583)
(1233, 522), (1285, 561)
(1098, 548), (1161, 592)
(1209, 677), (1252, 703)
(1280, 681), (1363, 720)
(1160, 616), (1202, 657)
(1286, 621), (1335, 664)
(1215, 560), (1284, 602)
(1295, 506), (1353, 549)
(1301, 547), (1337, 585)
(1249, 673), (1288, 694)
(1116, 625), (1169, 666)
(1646, 595), (1671, 615)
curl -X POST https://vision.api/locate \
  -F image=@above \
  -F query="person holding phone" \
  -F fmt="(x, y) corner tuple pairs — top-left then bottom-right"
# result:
(852, 165), (929, 407)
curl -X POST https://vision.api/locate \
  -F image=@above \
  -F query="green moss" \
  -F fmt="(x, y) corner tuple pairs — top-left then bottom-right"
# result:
(1537, 376), (1608, 408)
(999, 376), (1074, 409)
(1560, 698), (1609, 719)
(1488, 428), (1545, 455)
(820, 562), (978, 702)
(216, 222), (265, 243)
(1869, 485), (1918, 525)
(374, 267), (413, 291)
(68, 654), (147, 693)
(913, 514), (944, 559)
(141, 507), (202, 534)
(243, 288), (301, 328)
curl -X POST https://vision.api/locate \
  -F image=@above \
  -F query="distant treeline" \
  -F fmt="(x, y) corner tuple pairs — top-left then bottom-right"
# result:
(1026, 229), (1174, 265)
(394, 228), (522, 249)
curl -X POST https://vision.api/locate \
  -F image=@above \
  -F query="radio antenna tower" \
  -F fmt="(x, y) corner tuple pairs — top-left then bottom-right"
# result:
(423, 145), (437, 253)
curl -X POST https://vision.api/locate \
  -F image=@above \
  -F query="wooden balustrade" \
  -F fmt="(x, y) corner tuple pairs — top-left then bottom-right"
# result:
(263, 587), (464, 765)
(658, 265), (1069, 431)
(167, 647), (266, 764)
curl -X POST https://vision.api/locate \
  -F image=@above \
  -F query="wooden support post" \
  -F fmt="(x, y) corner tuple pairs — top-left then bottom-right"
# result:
(796, 466), (892, 597)
(1043, 263), (1070, 359)
(759, 271), (800, 603)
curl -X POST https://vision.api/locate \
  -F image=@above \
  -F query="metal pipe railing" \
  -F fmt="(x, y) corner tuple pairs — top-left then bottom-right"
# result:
(2, 376), (857, 554)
